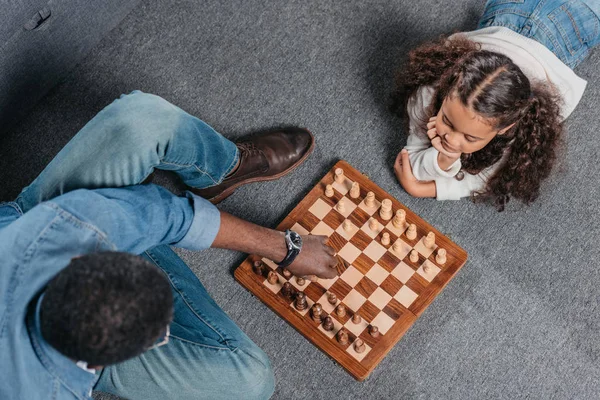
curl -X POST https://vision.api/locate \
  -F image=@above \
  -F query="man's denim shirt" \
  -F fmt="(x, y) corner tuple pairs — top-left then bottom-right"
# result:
(0, 184), (220, 400)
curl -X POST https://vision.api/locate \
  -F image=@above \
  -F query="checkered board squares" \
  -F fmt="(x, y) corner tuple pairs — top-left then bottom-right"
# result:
(234, 160), (468, 381)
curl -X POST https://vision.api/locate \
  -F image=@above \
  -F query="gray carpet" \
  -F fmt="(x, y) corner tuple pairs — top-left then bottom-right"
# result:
(2, 1), (600, 399)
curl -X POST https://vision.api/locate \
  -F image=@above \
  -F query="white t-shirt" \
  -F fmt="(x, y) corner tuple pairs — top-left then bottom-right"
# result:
(404, 26), (587, 201)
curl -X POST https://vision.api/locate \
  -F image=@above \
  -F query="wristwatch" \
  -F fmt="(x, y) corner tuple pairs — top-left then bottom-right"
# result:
(277, 230), (303, 268)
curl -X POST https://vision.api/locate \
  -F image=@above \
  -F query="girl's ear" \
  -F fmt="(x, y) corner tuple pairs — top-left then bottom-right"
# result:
(498, 122), (516, 135)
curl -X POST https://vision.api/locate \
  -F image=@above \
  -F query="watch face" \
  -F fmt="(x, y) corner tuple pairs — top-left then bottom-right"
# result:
(290, 232), (302, 248)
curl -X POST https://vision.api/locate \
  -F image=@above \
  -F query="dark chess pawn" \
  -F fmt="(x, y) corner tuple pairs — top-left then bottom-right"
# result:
(282, 268), (292, 279)
(353, 338), (366, 353)
(253, 260), (264, 275)
(368, 325), (380, 338)
(281, 282), (293, 297)
(351, 313), (362, 324)
(295, 292), (308, 311)
(336, 330), (349, 345)
(267, 271), (279, 285)
(322, 316), (334, 331)
(335, 304), (347, 318)
(327, 292), (337, 305)
(296, 276), (306, 286)
(311, 303), (323, 323)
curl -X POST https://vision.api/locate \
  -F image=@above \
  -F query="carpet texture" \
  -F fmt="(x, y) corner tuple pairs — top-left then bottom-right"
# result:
(2, 1), (599, 399)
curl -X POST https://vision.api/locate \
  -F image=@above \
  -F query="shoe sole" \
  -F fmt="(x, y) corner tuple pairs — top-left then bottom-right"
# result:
(208, 129), (316, 204)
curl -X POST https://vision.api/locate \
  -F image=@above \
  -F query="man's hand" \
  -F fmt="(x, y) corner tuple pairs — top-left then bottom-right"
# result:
(426, 117), (461, 170)
(394, 149), (437, 198)
(287, 235), (337, 279)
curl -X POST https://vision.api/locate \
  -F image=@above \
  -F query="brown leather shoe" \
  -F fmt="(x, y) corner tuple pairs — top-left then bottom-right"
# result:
(190, 127), (315, 204)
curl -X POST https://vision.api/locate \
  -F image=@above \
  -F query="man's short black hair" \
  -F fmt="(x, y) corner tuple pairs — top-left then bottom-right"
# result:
(40, 252), (174, 366)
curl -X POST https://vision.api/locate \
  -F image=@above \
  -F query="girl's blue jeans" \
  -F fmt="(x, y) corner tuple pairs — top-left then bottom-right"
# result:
(13, 90), (274, 399)
(479, 0), (600, 69)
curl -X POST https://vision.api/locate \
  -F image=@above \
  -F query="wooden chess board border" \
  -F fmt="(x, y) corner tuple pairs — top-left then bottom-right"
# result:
(234, 160), (468, 381)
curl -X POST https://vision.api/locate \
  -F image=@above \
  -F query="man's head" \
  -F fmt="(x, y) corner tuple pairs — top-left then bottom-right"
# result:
(40, 252), (173, 367)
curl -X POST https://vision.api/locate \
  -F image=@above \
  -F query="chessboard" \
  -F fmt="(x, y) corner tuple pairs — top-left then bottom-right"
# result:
(234, 160), (468, 381)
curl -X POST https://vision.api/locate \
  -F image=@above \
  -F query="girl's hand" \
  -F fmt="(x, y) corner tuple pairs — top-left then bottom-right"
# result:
(426, 116), (461, 169)
(394, 149), (437, 198)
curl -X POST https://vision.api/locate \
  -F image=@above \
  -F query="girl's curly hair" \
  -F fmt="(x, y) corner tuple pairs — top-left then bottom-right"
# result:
(391, 35), (563, 211)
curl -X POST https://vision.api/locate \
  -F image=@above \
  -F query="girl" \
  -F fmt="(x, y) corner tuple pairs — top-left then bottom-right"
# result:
(392, 0), (599, 211)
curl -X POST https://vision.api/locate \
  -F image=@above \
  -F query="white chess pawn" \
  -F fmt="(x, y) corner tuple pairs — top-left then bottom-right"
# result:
(381, 232), (390, 246)
(406, 224), (417, 240)
(392, 209), (406, 228)
(409, 249), (419, 263)
(325, 184), (334, 197)
(342, 219), (352, 232)
(368, 218), (378, 231)
(365, 191), (376, 208)
(337, 199), (346, 213)
(436, 248), (447, 265)
(350, 182), (360, 199)
(424, 232), (435, 249)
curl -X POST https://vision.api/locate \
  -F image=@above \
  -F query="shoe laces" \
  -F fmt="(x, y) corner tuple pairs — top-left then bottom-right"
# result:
(237, 142), (263, 156)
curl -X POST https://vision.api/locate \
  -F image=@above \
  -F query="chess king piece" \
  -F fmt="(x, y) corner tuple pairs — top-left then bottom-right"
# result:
(336, 199), (346, 213)
(342, 219), (352, 232)
(392, 209), (406, 228)
(334, 168), (344, 183)
(337, 330), (349, 345)
(267, 271), (279, 285)
(406, 223), (417, 240)
(282, 268), (292, 279)
(409, 249), (419, 263)
(323, 316), (334, 331)
(436, 248), (447, 265)
(381, 232), (390, 246)
(353, 339), (366, 353)
(295, 292), (308, 311)
(311, 303), (323, 323)
(296, 276), (306, 286)
(327, 292), (338, 305)
(325, 184), (334, 197)
(281, 282), (293, 297)
(424, 231), (435, 249)
(350, 182), (360, 199)
(379, 199), (393, 220)
(368, 325), (380, 338)
(365, 191), (376, 208)
(335, 304), (347, 318)
(351, 313), (362, 324)
(368, 218), (378, 231)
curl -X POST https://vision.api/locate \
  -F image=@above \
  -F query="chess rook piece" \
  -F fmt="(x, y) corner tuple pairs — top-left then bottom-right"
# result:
(327, 292), (338, 305)
(409, 249), (419, 263)
(323, 316), (334, 331)
(369, 325), (380, 338)
(406, 223), (417, 240)
(267, 271), (279, 285)
(334, 168), (344, 183)
(335, 304), (347, 318)
(295, 292), (308, 311)
(424, 232), (436, 249)
(336, 199), (346, 213)
(325, 184), (334, 197)
(296, 276), (306, 286)
(342, 219), (352, 232)
(281, 282), (293, 297)
(365, 191), (376, 208)
(368, 218), (378, 231)
(436, 248), (447, 265)
(311, 303), (323, 323)
(282, 268), (292, 279)
(351, 313), (362, 324)
(379, 199), (393, 220)
(392, 209), (406, 228)
(252, 260), (264, 275)
(337, 330), (349, 345)
(353, 338), (366, 353)
(350, 182), (360, 199)
(381, 232), (390, 246)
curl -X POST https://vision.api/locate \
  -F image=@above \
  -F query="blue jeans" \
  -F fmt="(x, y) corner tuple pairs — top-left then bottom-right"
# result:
(478, 0), (600, 68)
(13, 90), (274, 399)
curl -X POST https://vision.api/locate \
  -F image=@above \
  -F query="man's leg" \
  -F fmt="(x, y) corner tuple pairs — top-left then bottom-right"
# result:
(94, 245), (275, 400)
(16, 90), (239, 212)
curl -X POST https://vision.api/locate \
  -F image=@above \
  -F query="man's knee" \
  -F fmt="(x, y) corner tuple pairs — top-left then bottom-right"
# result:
(233, 347), (275, 400)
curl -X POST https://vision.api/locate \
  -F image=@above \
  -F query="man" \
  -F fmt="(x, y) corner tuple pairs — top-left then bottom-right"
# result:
(0, 90), (338, 400)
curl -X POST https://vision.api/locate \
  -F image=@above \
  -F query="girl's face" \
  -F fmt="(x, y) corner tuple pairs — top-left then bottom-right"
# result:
(435, 95), (510, 154)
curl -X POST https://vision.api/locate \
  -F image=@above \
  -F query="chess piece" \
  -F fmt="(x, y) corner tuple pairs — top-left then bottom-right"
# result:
(327, 292), (338, 305)
(296, 276), (306, 286)
(424, 232), (435, 249)
(252, 260), (264, 275)
(325, 184), (334, 197)
(381, 232), (390, 246)
(350, 182), (360, 199)
(365, 191), (376, 208)
(369, 325), (380, 338)
(342, 219), (352, 232)
(409, 249), (419, 263)
(353, 338), (366, 353)
(368, 218), (378, 231)
(311, 303), (323, 323)
(295, 292), (308, 311)
(336, 199), (346, 213)
(392, 209), (406, 228)
(267, 271), (278, 285)
(392, 241), (402, 253)
(337, 330), (349, 345)
(307, 274), (318, 282)
(351, 313), (362, 324)
(323, 316), (334, 331)
(406, 223), (417, 240)
(423, 263), (431, 273)
(281, 282), (293, 297)
(335, 304), (347, 318)
(436, 248), (447, 265)
(334, 168), (344, 183)
(379, 199), (393, 220)
(282, 268), (292, 279)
